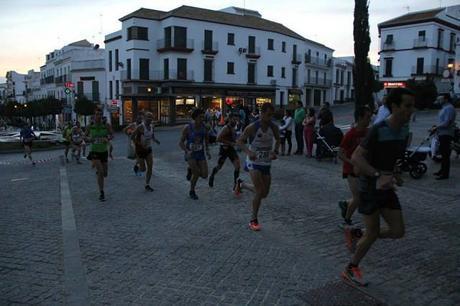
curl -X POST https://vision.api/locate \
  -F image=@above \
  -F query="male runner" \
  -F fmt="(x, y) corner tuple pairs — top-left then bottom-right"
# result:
(86, 107), (113, 201)
(124, 112), (144, 175)
(71, 121), (84, 164)
(62, 122), (73, 162)
(208, 112), (241, 192)
(236, 103), (280, 231)
(179, 109), (211, 200)
(20, 123), (36, 165)
(133, 112), (160, 191)
(342, 88), (414, 286)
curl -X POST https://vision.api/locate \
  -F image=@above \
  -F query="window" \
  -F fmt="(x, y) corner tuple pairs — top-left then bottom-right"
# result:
(437, 29), (444, 49)
(227, 33), (235, 45)
(323, 72), (327, 85)
(347, 71), (351, 85)
(248, 36), (256, 53)
(163, 58), (169, 80)
(109, 81), (113, 99)
(248, 62), (256, 84)
(164, 27), (172, 47)
(127, 26), (148, 41)
(416, 58), (424, 75)
(139, 58), (149, 80)
(204, 30), (213, 50)
(385, 34), (393, 44)
(115, 49), (119, 71)
(204, 59), (213, 82)
(280, 91), (284, 107)
(127, 59), (131, 80)
(109, 51), (113, 72)
(336, 69), (339, 83)
(307, 69), (311, 83)
(384, 58), (393, 77)
(340, 70), (344, 85)
(268, 39), (274, 50)
(435, 58), (440, 75)
(450, 33), (456, 52)
(315, 71), (319, 84)
(293, 44), (297, 59)
(227, 62), (234, 74)
(282, 41), (286, 53)
(418, 30), (426, 40)
(177, 58), (187, 80)
(115, 80), (119, 98)
(267, 65), (274, 77)
(174, 27), (187, 48)
(292, 68), (297, 87)
(281, 67), (286, 78)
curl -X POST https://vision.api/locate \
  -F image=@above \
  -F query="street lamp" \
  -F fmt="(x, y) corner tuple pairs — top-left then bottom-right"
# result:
(447, 63), (454, 69)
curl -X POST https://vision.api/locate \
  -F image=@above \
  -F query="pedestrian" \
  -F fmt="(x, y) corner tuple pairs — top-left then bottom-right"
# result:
(239, 105), (247, 129)
(279, 109), (294, 155)
(124, 112), (144, 175)
(20, 123), (36, 166)
(86, 107), (113, 201)
(133, 112), (160, 192)
(70, 121), (84, 164)
(235, 103), (280, 231)
(431, 93), (457, 180)
(342, 88), (415, 286)
(62, 122), (73, 162)
(318, 102), (332, 128)
(338, 106), (372, 229)
(208, 112), (241, 192)
(179, 108), (211, 200)
(373, 96), (390, 125)
(294, 101), (306, 155)
(303, 108), (316, 158)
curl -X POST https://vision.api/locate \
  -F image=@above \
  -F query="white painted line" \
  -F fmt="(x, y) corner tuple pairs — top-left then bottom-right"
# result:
(60, 163), (89, 305)
(11, 177), (29, 182)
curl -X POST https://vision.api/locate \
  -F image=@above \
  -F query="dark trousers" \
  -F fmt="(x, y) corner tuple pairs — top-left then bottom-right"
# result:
(438, 135), (453, 177)
(282, 130), (292, 154)
(295, 123), (304, 154)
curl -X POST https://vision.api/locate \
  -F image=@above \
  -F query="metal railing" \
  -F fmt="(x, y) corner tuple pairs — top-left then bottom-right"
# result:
(121, 70), (194, 81)
(156, 39), (194, 50)
(201, 41), (218, 53)
(292, 54), (302, 63)
(382, 41), (395, 50)
(413, 38), (429, 48)
(305, 77), (332, 87)
(411, 65), (442, 75)
(305, 55), (330, 67)
(246, 46), (261, 56)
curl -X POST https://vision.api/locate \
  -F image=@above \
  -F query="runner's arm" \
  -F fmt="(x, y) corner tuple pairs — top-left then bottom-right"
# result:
(351, 146), (376, 177)
(179, 125), (189, 153)
(237, 124), (255, 156)
(271, 124), (281, 154)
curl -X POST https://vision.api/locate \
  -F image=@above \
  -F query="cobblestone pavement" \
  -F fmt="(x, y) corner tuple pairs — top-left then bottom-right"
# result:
(1, 106), (459, 305)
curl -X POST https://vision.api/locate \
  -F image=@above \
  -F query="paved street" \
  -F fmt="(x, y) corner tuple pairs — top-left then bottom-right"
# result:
(1, 104), (459, 305)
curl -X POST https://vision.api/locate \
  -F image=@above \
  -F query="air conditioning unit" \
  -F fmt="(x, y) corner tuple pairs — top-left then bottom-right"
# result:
(270, 79), (277, 85)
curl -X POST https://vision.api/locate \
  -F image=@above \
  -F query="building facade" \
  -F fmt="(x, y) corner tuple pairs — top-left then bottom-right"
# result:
(378, 5), (460, 94)
(0, 83), (7, 104)
(40, 40), (106, 122)
(5, 71), (26, 103)
(331, 57), (354, 104)
(24, 70), (41, 102)
(105, 5), (334, 125)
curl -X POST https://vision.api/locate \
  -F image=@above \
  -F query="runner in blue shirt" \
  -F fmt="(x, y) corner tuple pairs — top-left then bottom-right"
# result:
(20, 123), (36, 165)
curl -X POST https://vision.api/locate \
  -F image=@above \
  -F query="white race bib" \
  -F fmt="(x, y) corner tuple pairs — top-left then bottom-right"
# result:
(191, 144), (203, 151)
(256, 150), (270, 162)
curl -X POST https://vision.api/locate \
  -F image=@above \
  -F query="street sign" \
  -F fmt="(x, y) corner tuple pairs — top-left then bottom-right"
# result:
(64, 82), (74, 88)
(64, 88), (72, 95)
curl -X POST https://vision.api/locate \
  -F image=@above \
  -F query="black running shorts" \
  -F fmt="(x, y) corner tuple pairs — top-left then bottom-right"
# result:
(218, 146), (239, 164)
(358, 186), (401, 215)
(87, 151), (108, 163)
(136, 146), (152, 159)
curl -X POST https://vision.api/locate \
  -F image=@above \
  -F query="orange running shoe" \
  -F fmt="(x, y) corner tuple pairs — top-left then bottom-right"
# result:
(249, 219), (261, 231)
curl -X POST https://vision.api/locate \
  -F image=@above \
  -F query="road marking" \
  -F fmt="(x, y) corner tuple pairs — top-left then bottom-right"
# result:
(11, 177), (29, 182)
(59, 156), (89, 305)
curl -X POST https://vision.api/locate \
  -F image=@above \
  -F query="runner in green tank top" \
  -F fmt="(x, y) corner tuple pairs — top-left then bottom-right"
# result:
(86, 107), (113, 201)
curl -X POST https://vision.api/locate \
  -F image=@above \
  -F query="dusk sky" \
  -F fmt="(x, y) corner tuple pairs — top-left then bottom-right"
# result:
(0, 0), (457, 83)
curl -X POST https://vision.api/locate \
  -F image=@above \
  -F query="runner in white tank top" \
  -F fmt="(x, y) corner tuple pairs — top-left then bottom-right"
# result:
(236, 103), (280, 231)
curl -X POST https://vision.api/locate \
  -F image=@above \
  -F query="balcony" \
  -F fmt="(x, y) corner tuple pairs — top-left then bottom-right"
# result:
(291, 54), (302, 65)
(246, 47), (261, 59)
(413, 38), (429, 48)
(305, 77), (332, 87)
(201, 41), (218, 55)
(411, 65), (443, 76)
(42, 76), (54, 84)
(54, 75), (69, 85)
(157, 39), (194, 53)
(304, 55), (330, 68)
(382, 41), (395, 51)
(121, 70), (194, 82)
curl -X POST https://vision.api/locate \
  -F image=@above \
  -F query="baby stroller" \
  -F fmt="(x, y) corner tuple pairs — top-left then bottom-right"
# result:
(315, 124), (343, 163)
(400, 131), (432, 179)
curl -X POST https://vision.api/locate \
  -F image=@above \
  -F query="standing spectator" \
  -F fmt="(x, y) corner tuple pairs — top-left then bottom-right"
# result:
(318, 102), (332, 128)
(432, 94), (457, 180)
(279, 109), (294, 155)
(303, 108), (316, 158)
(373, 96), (390, 125)
(294, 101), (306, 154)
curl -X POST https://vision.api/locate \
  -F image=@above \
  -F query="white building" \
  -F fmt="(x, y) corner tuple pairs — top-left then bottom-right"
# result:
(24, 70), (41, 102)
(454, 36), (460, 95)
(332, 57), (354, 104)
(0, 83), (7, 104)
(105, 5), (334, 125)
(40, 39), (106, 122)
(378, 5), (460, 94)
(5, 71), (26, 103)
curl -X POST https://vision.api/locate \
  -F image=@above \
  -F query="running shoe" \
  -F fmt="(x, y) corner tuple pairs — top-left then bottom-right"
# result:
(189, 190), (199, 200)
(341, 265), (368, 287)
(208, 173), (215, 187)
(338, 200), (348, 219)
(234, 179), (243, 196)
(249, 219), (261, 231)
(99, 191), (105, 202)
(186, 168), (192, 181)
(145, 185), (154, 192)
(23, 154), (27, 159)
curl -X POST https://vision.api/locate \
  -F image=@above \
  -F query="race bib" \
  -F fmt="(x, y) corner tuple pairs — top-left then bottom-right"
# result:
(256, 150), (270, 162)
(190, 143), (203, 151)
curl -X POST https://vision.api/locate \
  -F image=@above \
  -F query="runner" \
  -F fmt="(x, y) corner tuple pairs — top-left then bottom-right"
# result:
(62, 122), (73, 162)
(133, 112), (160, 192)
(338, 106), (372, 226)
(235, 103), (280, 231)
(20, 123), (36, 165)
(103, 117), (114, 160)
(123, 112), (144, 176)
(208, 112), (241, 192)
(342, 88), (414, 286)
(70, 121), (84, 164)
(86, 107), (113, 201)
(179, 109), (211, 200)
